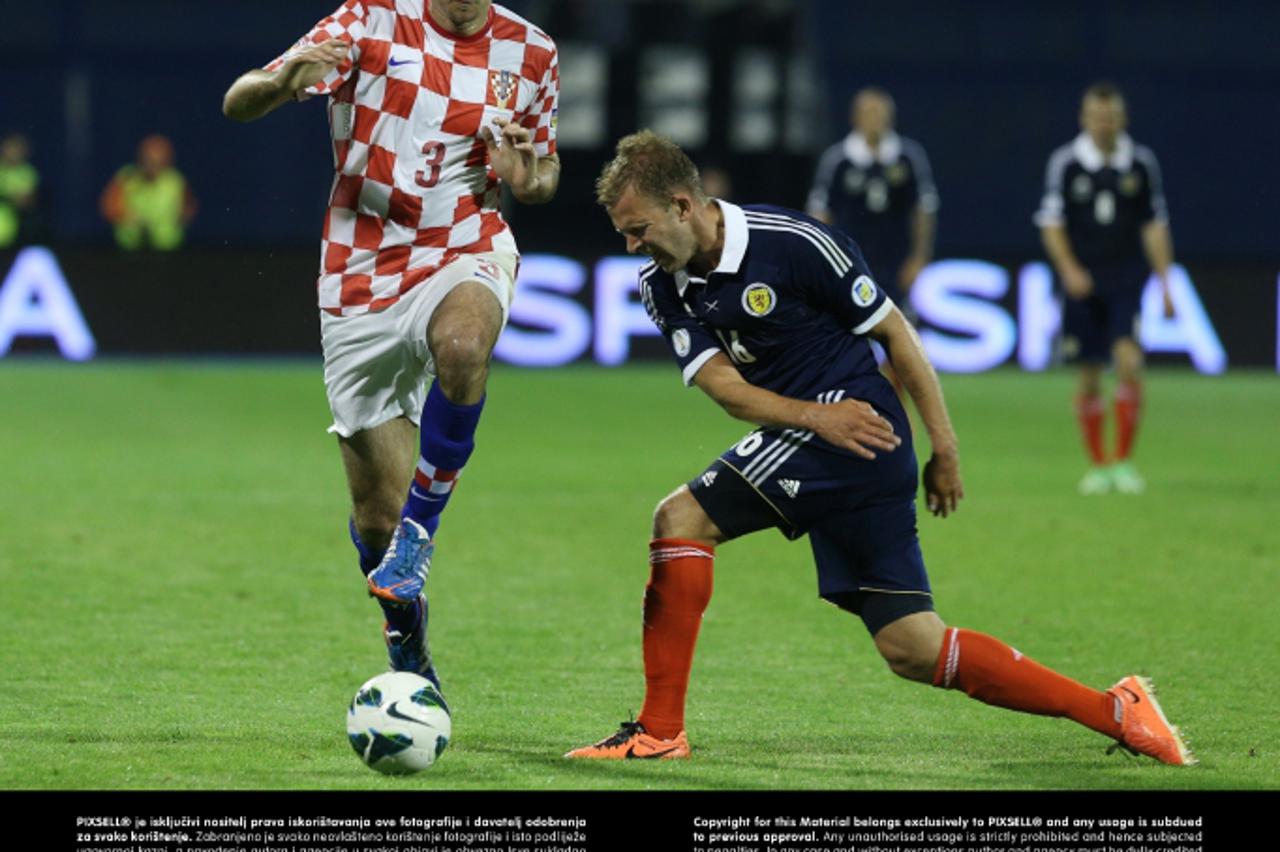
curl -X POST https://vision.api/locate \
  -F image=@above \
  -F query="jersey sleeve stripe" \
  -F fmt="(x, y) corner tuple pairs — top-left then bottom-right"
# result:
(682, 347), (720, 386)
(852, 298), (893, 335)
(747, 220), (849, 276)
(638, 263), (661, 326)
(1134, 145), (1170, 222)
(744, 210), (851, 268)
(901, 137), (940, 213)
(805, 143), (844, 214)
(743, 214), (852, 277)
(1033, 145), (1074, 226)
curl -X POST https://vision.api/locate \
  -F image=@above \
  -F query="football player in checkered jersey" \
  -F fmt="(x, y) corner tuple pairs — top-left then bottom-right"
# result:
(1036, 82), (1175, 497)
(223, 0), (560, 692)
(564, 131), (1193, 767)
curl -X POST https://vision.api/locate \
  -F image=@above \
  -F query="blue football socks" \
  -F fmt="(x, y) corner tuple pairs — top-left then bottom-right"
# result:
(403, 379), (484, 531)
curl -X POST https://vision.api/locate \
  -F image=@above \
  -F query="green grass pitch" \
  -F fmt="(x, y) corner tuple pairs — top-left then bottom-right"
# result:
(0, 361), (1276, 791)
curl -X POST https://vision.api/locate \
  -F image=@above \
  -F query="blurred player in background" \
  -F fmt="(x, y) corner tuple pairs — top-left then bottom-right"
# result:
(99, 134), (198, 251)
(1035, 82), (1174, 495)
(222, 0), (560, 691)
(807, 87), (938, 323)
(566, 131), (1193, 767)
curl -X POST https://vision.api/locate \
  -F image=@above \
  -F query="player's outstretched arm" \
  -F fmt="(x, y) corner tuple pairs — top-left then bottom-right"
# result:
(867, 306), (963, 517)
(692, 353), (901, 461)
(222, 39), (350, 122)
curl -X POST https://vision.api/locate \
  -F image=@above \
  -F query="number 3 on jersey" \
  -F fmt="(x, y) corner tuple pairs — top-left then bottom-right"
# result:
(415, 141), (447, 189)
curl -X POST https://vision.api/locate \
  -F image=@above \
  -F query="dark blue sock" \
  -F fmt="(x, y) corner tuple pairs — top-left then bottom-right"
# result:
(349, 518), (419, 633)
(403, 380), (484, 530)
(348, 517), (383, 578)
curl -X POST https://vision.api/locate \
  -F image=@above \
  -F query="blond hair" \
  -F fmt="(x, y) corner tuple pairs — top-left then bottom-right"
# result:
(595, 130), (706, 208)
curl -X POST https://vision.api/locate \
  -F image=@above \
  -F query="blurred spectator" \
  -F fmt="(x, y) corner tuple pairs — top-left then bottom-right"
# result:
(99, 134), (197, 250)
(0, 133), (40, 249)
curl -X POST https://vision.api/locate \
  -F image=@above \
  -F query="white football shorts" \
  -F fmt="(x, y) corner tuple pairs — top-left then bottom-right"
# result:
(320, 251), (518, 438)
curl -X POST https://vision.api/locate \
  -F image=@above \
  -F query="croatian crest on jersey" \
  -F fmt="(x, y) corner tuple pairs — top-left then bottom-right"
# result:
(851, 275), (877, 307)
(1119, 171), (1143, 196)
(672, 328), (692, 357)
(742, 283), (776, 316)
(490, 70), (516, 109)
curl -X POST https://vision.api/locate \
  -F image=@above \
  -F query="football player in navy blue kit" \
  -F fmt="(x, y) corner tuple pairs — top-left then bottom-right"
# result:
(565, 131), (1193, 766)
(1036, 82), (1175, 495)
(808, 87), (938, 320)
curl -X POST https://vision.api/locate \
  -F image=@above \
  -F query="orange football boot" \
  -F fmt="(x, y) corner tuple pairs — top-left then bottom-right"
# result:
(1107, 675), (1197, 766)
(565, 720), (690, 759)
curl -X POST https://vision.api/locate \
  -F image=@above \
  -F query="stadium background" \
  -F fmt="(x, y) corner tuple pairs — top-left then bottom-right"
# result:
(1, 0), (1277, 367)
(2, 0), (1279, 808)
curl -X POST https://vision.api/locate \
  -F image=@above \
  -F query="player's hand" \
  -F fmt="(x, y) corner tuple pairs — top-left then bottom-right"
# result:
(923, 451), (963, 518)
(1060, 264), (1093, 299)
(898, 256), (927, 291)
(278, 39), (350, 98)
(810, 399), (902, 461)
(482, 118), (539, 198)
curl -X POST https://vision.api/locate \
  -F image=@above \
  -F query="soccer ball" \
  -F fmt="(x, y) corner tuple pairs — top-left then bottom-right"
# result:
(346, 671), (451, 775)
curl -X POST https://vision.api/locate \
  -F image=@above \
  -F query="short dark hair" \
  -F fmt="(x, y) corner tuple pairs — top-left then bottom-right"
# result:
(595, 130), (705, 208)
(853, 86), (896, 115)
(1083, 81), (1126, 105)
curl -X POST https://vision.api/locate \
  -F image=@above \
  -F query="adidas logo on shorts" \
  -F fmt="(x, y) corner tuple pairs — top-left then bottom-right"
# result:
(777, 478), (801, 498)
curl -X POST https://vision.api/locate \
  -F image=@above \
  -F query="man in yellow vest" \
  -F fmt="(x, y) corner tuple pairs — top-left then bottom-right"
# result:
(100, 135), (197, 251)
(0, 134), (39, 249)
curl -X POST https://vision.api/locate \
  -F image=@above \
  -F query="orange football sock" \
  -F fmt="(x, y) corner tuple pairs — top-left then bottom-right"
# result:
(1114, 382), (1142, 461)
(637, 538), (714, 740)
(1075, 394), (1107, 465)
(933, 628), (1121, 738)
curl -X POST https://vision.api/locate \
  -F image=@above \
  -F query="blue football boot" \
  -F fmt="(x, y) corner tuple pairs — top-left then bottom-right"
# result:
(367, 517), (433, 604)
(384, 594), (441, 691)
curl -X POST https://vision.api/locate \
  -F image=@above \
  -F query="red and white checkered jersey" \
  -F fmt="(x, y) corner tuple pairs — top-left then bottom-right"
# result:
(266, 1), (558, 316)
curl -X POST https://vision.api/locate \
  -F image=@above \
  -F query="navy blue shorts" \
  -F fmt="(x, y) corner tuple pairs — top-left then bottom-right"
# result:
(1062, 263), (1147, 362)
(687, 412), (933, 632)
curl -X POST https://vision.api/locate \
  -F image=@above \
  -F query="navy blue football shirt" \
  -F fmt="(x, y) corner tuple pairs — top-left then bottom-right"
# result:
(640, 201), (902, 422)
(1034, 132), (1167, 269)
(806, 132), (939, 294)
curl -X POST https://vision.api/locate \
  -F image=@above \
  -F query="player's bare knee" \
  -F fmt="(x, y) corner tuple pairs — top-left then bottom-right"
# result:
(1078, 367), (1103, 398)
(651, 491), (685, 538)
(1114, 350), (1143, 383)
(433, 331), (492, 379)
(652, 487), (715, 541)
